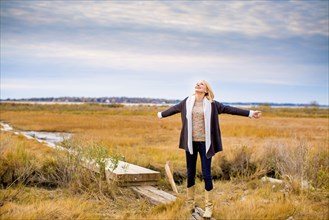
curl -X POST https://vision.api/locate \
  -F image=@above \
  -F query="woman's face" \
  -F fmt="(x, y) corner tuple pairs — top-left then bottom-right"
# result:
(195, 81), (207, 94)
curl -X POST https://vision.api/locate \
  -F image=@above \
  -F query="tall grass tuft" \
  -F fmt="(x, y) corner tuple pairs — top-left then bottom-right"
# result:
(211, 139), (329, 193)
(0, 133), (121, 201)
(0, 143), (36, 188)
(221, 145), (258, 180)
(260, 139), (329, 192)
(59, 138), (121, 200)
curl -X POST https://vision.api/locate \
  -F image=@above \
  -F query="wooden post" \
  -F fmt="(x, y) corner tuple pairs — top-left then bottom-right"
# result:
(165, 161), (178, 194)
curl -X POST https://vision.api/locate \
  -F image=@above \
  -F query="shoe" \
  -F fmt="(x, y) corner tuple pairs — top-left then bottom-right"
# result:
(186, 186), (196, 213)
(203, 189), (213, 218)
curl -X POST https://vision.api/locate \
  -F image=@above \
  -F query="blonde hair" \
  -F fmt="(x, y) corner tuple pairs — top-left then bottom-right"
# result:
(202, 80), (214, 102)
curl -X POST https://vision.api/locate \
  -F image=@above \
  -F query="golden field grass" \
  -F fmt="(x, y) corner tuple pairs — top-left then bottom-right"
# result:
(0, 103), (328, 219)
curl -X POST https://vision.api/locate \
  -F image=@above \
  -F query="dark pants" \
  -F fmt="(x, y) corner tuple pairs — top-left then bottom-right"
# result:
(186, 141), (213, 191)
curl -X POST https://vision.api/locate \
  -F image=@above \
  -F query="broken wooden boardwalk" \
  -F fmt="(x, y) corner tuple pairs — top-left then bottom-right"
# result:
(107, 160), (176, 205)
(1, 122), (177, 205)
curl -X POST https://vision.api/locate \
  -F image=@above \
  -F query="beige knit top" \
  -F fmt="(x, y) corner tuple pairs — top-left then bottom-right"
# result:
(192, 100), (205, 141)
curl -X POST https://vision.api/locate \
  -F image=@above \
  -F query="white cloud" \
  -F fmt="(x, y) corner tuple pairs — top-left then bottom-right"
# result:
(2, 1), (328, 38)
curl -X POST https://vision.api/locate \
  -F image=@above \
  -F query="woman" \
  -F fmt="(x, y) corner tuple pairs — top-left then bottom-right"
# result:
(157, 80), (261, 218)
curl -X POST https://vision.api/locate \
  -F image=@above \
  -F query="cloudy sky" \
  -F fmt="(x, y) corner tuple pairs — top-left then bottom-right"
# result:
(1, 1), (328, 105)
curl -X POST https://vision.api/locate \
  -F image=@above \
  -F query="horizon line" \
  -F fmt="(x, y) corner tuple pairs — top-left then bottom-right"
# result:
(0, 96), (328, 107)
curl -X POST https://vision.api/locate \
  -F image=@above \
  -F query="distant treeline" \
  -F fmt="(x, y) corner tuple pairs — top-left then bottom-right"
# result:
(0, 97), (327, 108)
(1, 97), (180, 104)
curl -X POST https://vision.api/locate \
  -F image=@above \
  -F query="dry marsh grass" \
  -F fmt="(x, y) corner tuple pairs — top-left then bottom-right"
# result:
(0, 103), (328, 219)
(1, 187), (100, 220)
(0, 131), (154, 219)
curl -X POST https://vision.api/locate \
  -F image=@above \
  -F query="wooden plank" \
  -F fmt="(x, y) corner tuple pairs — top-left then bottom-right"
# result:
(131, 186), (176, 205)
(106, 160), (161, 185)
(107, 160), (159, 174)
(165, 161), (178, 193)
(190, 206), (216, 220)
(142, 186), (176, 201)
(190, 207), (204, 220)
(81, 159), (160, 186)
(132, 186), (168, 205)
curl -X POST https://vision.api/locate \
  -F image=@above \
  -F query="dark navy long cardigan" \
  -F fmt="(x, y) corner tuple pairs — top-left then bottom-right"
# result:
(160, 97), (251, 158)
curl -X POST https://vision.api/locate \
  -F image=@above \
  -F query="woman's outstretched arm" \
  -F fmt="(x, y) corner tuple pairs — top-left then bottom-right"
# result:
(215, 101), (261, 118)
(157, 98), (186, 119)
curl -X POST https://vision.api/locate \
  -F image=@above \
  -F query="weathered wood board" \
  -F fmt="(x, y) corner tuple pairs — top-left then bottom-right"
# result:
(131, 186), (177, 205)
(106, 160), (161, 186)
(165, 161), (178, 193)
(190, 207), (216, 220)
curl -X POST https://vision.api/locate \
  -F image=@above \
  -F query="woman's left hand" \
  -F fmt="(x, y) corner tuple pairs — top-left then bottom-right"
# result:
(253, 111), (262, 119)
